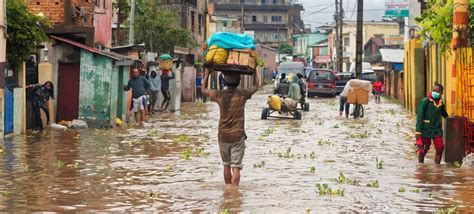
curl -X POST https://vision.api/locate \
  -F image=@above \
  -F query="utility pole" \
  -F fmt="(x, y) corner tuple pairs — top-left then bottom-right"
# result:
(240, 0), (245, 33)
(338, 0), (343, 73)
(129, 0), (136, 45)
(277, 26), (281, 63)
(355, 0), (363, 79)
(334, 0), (340, 72)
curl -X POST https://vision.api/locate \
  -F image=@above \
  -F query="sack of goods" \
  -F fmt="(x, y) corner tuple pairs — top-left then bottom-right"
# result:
(159, 54), (173, 70)
(204, 32), (258, 71)
(341, 79), (373, 105)
(205, 45), (229, 64)
(268, 95), (282, 111)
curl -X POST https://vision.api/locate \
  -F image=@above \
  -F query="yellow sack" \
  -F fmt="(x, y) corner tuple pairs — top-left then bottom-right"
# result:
(268, 95), (282, 111)
(205, 46), (228, 64)
(159, 59), (173, 70)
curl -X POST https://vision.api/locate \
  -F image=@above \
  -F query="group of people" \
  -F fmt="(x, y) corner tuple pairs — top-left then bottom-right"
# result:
(124, 68), (176, 125)
(273, 72), (307, 111)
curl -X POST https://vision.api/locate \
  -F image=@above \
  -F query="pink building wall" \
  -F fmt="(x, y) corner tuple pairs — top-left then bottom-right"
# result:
(94, 0), (113, 47)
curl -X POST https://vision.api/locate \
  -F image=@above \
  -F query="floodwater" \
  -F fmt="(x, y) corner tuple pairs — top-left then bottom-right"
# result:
(0, 86), (473, 212)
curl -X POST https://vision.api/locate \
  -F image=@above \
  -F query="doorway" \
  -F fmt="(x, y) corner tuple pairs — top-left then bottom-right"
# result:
(57, 63), (80, 122)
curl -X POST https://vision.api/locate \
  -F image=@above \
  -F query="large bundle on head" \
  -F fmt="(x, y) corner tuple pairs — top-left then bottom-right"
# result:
(341, 79), (373, 104)
(204, 32), (257, 73)
(159, 54), (173, 70)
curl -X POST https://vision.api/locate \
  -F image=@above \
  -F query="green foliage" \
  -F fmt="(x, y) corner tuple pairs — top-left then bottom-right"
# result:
(315, 183), (345, 196)
(135, 0), (195, 53)
(376, 158), (384, 169)
(335, 173), (359, 186)
(278, 43), (294, 55)
(309, 166), (316, 173)
(6, 0), (48, 68)
(113, 0), (130, 16)
(366, 180), (379, 188)
(415, 0), (453, 53)
(399, 187), (406, 192)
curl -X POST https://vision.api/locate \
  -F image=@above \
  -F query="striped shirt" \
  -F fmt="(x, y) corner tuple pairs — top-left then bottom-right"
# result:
(210, 88), (253, 143)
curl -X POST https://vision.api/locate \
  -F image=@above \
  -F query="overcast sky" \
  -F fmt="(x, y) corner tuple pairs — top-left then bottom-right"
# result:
(298, 0), (386, 28)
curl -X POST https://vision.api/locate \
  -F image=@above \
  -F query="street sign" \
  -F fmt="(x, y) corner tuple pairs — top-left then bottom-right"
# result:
(385, 0), (409, 17)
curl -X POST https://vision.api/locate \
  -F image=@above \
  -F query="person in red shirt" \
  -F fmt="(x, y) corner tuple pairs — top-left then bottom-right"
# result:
(373, 80), (383, 104)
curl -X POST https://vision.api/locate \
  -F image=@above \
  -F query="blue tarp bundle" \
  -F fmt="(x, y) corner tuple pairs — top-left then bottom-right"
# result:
(206, 32), (256, 50)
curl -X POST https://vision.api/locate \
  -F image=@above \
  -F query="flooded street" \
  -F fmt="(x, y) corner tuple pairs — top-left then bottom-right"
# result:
(0, 85), (473, 212)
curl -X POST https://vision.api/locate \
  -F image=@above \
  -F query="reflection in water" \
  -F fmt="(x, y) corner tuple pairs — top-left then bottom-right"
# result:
(219, 187), (243, 213)
(0, 86), (472, 212)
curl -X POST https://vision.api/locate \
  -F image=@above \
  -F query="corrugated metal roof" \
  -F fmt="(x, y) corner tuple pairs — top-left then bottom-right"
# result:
(51, 36), (133, 61)
(379, 49), (404, 63)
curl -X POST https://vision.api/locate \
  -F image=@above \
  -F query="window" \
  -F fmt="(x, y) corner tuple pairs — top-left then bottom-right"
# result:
(252, 15), (257, 22)
(261, 0), (266, 4)
(263, 16), (268, 22)
(103, 0), (107, 9)
(94, 0), (100, 7)
(223, 21), (228, 27)
(191, 11), (196, 33)
(198, 14), (203, 35)
(271, 16), (282, 22)
(344, 38), (350, 47)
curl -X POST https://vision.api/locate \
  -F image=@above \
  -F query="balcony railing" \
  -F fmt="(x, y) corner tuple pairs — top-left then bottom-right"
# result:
(243, 23), (288, 30)
(214, 4), (291, 11)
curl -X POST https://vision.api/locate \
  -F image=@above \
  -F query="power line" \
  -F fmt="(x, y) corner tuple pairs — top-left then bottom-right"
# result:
(305, 8), (385, 16)
(303, 4), (335, 17)
(348, 0), (357, 20)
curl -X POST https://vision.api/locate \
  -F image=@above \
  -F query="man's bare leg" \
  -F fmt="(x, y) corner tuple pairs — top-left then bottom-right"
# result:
(133, 112), (140, 124)
(223, 166), (232, 185)
(231, 168), (241, 187)
(139, 109), (145, 124)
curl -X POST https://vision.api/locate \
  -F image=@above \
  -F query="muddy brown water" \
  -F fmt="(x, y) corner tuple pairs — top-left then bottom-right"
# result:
(0, 86), (473, 212)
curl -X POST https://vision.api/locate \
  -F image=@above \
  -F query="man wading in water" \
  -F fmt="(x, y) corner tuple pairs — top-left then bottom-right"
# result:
(202, 69), (259, 187)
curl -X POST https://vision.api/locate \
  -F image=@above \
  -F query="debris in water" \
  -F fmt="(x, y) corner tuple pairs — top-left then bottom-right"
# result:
(309, 166), (316, 173)
(335, 173), (359, 186)
(366, 180), (379, 188)
(253, 161), (265, 168)
(181, 148), (192, 160)
(399, 187), (406, 193)
(175, 134), (191, 143)
(376, 158), (384, 169)
(315, 183), (345, 196)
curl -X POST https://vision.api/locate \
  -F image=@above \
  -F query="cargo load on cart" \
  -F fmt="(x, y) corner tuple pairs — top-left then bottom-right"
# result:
(340, 79), (372, 105)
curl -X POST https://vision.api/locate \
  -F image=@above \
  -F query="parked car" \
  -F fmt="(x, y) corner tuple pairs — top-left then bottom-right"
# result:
(274, 61), (305, 87)
(361, 70), (377, 83)
(307, 69), (337, 97)
(335, 72), (354, 95)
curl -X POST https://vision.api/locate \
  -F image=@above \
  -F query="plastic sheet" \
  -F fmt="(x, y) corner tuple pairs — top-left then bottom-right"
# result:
(206, 32), (256, 50)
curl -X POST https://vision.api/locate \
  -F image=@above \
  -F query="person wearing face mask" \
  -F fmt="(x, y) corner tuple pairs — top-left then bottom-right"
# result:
(415, 83), (449, 164)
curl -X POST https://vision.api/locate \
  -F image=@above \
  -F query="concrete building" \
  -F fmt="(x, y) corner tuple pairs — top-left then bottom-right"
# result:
(210, 0), (304, 49)
(329, 21), (401, 72)
(156, 0), (206, 64)
(0, 0), (6, 135)
(293, 33), (328, 67)
(49, 36), (134, 127)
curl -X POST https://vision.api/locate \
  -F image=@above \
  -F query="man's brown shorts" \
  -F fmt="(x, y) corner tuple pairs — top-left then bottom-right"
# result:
(219, 137), (246, 169)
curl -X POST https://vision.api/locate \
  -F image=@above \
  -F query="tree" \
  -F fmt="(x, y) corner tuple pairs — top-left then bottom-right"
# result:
(6, 0), (48, 68)
(134, 0), (194, 54)
(112, 0), (130, 45)
(278, 43), (294, 55)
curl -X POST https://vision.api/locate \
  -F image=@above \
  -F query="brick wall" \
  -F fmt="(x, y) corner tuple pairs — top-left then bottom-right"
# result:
(27, 0), (93, 26)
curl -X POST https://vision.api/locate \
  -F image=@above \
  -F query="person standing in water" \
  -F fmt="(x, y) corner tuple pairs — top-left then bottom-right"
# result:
(160, 69), (175, 112)
(148, 70), (160, 114)
(416, 83), (448, 164)
(124, 68), (150, 125)
(202, 70), (259, 187)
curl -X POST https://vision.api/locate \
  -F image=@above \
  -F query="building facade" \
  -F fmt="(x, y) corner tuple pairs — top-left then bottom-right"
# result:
(0, 0), (6, 135)
(94, 0), (113, 47)
(329, 21), (401, 72)
(211, 0), (303, 49)
(156, 0), (206, 63)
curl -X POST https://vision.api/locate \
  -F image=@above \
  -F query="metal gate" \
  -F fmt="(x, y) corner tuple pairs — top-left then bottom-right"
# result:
(4, 87), (14, 134)
(458, 48), (474, 154)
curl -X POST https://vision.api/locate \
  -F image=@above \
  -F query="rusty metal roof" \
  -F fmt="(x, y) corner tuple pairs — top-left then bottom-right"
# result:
(50, 36), (133, 61)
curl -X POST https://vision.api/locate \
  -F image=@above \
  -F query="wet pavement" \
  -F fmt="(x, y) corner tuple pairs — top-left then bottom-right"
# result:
(0, 85), (473, 212)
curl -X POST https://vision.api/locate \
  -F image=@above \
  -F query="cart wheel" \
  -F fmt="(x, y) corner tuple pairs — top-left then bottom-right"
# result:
(303, 102), (310, 111)
(294, 111), (302, 120)
(261, 108), (269, 119)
